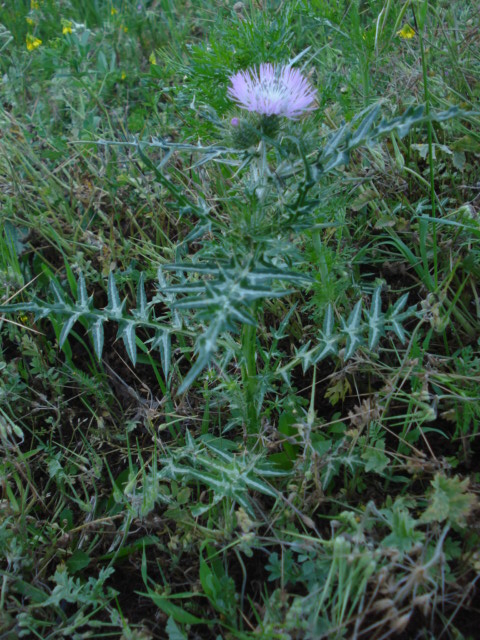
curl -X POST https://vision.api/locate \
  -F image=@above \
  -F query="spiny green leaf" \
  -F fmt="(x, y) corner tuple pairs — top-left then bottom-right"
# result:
(368, 287), (384, 349)
(105, 272), (124, 317)
(150, 329), (171, 380)
(136, 273), (147, 320)
(177, 350), (211, 395)
(0, 301), (43, 314)
(323, 304), (335, 337)
(163, 263), (220, 275)
(50, 280), (66, 304)
(229, 305), (256, 326)
(119, 322), (137, 365)
(77, 273), (90, 309)
(342, 299), (364, 360)
(389, 317), (406, 343)
(59, 313), (81, 348)
(349, 104), (381, 146)
(91, 318), (105, 360)
(312, 305), (340, 363)
(391, 292), (409, 315)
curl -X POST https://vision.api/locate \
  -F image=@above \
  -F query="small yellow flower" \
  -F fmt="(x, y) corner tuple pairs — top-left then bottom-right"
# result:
(123, 25), (128, 33)
(121, 71), (126, 80)
(111, 7), (118, 15)
(26, 17), (35, 25)
(31, 0), (40, 8)
(149, 52), (157, 65)
(26, 34), (42, 51)
(62, 21), (73, 35)
(396, 24), (416, 39)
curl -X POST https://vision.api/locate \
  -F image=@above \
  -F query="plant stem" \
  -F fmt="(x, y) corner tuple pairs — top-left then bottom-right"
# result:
(241, 314), (258, 436)
(312, 229), (329, 282)
(414, 5), (438, 289)
(240, 136), (271, 437)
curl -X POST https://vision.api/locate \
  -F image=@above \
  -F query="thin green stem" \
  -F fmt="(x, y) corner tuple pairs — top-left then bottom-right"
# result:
(414, 5), (438, 289)
(241, 315), (258, 436)
(312, 229), (329, 283)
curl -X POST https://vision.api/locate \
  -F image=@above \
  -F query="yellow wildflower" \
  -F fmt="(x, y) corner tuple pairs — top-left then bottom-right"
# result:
(123, 26), (128, 33)
(121, 71), (126, 80)
(111, 7), (118, 15)
(62, 21), (73, 35)
(26, 34), (42, 51)
(396, 24), (416, 39)
(149, 52), (157, 65)
(31, 0), (40, 8)
(26, 17), (35, 25)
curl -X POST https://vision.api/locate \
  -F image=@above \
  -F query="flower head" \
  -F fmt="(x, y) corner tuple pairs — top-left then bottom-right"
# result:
(26, 34), (42, 51)
(62, 20), (73, 35)
(228, 63), (317, 120)
(396, 24), (416, 39)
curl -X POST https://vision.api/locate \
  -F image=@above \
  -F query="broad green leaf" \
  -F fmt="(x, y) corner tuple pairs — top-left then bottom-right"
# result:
(421, 473), (477, 527)
(166, 616), (188, 640)
(66, 549), (91, 574)
(382, 501), (424, 553)
(13, 579), (48, 604)
(138, 591), (207, 625)
(361, 440), (389, 474)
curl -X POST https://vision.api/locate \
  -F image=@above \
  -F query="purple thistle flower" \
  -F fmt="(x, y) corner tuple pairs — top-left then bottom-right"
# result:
(228, 63), (317, 120)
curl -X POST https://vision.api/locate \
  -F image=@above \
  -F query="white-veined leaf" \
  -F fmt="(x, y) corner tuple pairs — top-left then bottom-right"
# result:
(59, 312), (81, 348)
(390, 318), (406, 343)
(77, 273), (90, 309)
(368, 287), (384, 349)
(120, 322), (137, 365)
(50, 280), (66, 304)
(106, 272), (124, 316)
(343, 299), (364, 360)
(229, 305), (256, 326)
(323, 304), (335, 337)
(151, 329), (171, 379)
(349, 104), (381, 147)
(91, 318), (104, 360)
(312, 339), (339, 363)
(136, 273), (148, 320)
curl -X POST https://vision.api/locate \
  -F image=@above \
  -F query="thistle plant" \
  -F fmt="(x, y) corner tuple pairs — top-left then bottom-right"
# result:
(226, 63), (318, 435)
(0, 58), (471, 439)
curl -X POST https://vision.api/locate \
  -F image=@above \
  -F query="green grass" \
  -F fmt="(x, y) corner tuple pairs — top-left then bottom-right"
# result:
(1, 1), (480, 638)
